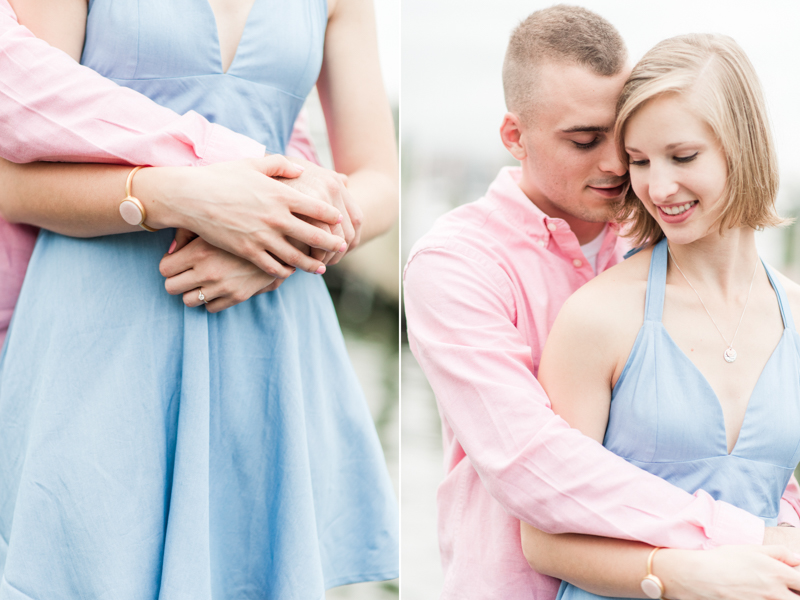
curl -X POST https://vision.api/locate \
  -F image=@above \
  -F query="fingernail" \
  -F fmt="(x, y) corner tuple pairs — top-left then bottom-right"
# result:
(294, 164), (305, 172)
(338, 242), (347, 253)
(315, 265), (326, 275)
(336, 214), (343, 224)
(168, 240), (177, 254)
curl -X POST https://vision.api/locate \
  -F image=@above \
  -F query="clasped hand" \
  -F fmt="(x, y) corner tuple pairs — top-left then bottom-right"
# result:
(157, 156), (361, 312)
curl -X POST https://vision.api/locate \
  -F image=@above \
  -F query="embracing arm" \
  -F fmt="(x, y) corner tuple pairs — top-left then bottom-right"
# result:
(317, 0), (398, 248)
(519, 283), (800, 599)
(404, 246), (765, 549)
(0, 0), (264, 166)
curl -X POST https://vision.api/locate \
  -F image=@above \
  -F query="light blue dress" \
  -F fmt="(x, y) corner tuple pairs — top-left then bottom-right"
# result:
(557, 238), (800, 600)
(0, 1), (398, 598)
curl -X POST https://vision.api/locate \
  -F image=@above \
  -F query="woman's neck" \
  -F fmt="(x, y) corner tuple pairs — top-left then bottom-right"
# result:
(666, 226), (759, 299)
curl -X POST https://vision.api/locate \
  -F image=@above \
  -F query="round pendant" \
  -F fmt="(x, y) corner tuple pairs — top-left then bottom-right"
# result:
(724, 347), (737, 363)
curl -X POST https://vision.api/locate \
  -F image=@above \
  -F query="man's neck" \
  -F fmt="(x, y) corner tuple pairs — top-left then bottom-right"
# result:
(517, 177), (607, 245)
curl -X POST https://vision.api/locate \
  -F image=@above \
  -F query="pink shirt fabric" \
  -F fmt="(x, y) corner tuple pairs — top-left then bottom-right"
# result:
(404, 166), (791, 599)
(0, 0), (317, 349)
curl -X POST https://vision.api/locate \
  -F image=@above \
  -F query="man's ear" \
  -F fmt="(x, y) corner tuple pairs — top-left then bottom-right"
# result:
(500, 112), (527, 161)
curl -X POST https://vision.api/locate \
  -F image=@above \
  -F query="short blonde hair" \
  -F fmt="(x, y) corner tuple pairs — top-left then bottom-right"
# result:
(503, 5), (626, 122)
(615, 33), (785, 247)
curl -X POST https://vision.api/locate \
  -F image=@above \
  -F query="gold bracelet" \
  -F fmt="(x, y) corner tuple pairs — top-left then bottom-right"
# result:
(119, 166), (159, 232)
(640, 547), (665, 599)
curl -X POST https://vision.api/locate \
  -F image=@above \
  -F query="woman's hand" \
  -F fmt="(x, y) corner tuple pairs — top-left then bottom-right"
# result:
(159, 234), (278, 313)
(658, 545), (800, 600)
(138, 155), (347, 278)
(280, 157), (363, 265)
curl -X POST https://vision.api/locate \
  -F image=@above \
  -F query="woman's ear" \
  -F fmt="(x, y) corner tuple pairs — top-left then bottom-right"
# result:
(499, 112), (527, 161)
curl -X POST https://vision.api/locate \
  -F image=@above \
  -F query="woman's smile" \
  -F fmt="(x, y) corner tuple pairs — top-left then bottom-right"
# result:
(656, 199), (698, 221)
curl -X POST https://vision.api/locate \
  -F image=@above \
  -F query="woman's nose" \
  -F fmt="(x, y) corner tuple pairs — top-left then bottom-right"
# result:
(647, 165), (679, 203)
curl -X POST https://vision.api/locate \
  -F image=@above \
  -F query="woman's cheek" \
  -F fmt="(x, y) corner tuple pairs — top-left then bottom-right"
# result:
(629, 172), (649, 204)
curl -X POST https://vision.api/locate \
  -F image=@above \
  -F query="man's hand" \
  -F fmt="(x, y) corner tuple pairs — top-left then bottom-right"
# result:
(159, 234), (279, 313)
(765, 526), (800, 553)
(658, 545), (800, 600)
(139, 156), (347, 278)
(282, 157), (363, 265)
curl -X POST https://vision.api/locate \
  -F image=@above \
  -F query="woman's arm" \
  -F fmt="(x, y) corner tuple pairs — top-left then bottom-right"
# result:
(316, 0), (398, 250)
(0, 157), (346, 277)
(520, 279), (800, 599)
(521, 525), (800, 600)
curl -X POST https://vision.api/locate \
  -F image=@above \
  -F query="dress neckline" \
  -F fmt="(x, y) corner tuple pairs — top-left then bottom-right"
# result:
(203, 0), (258, 75)
(646, 238), (792, 456)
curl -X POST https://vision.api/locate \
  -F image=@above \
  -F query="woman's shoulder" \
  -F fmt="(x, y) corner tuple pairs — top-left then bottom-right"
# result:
(556, 246), (652, 338)
(769, 267), (800, 333)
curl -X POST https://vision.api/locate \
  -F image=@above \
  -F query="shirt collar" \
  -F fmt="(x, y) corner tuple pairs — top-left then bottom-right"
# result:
(485, 166), (627, 268)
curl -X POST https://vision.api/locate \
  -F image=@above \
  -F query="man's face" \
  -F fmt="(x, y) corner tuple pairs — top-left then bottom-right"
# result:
(516, 62), (630, 226)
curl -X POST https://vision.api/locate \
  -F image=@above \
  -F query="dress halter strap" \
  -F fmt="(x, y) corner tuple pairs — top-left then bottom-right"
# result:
(644, 238), (669, 322)
(644, 237), (795, 331)
(763, 262), (794, 331)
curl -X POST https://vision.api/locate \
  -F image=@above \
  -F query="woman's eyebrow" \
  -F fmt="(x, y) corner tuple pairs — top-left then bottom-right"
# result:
(560, 125), (610, 134)
(665, 141), (702, 150)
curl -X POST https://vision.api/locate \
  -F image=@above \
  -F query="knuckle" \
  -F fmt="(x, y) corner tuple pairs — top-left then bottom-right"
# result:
(307, 232), (323, 248)
(263, 264), (281, 278)
(286, 250), (304, 266)
(270, 214), (290, 232)
(206, 267), (222, 283)
(159, 262), (170, 277)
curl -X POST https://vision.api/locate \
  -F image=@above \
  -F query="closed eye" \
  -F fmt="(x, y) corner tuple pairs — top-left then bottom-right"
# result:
(572, 137), (600, 150)
(629, 158), (648, 167)
(674, 152), (698, 163)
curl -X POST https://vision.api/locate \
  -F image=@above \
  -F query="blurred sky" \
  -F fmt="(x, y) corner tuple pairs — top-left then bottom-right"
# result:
(401, 0), (800, 189)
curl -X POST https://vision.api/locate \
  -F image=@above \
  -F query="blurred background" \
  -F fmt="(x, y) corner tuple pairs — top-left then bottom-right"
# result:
(305, 0), (400, 598)
(401, 1), (800, 598)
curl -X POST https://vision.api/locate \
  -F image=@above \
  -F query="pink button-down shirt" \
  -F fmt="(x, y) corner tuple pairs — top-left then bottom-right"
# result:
(404, 167), (792, 599)
(0, 0), (318, 349)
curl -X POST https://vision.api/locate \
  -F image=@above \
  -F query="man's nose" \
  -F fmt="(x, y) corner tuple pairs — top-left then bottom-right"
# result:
(598, 140), (627, 177)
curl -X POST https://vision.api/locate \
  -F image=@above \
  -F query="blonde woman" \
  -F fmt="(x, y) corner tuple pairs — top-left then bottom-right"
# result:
(521, 34), (800, 600)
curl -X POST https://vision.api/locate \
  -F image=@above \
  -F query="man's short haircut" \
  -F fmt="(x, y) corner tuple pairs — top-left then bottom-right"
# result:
(615, 33), (786, 247)
(502, 5), (627, 122)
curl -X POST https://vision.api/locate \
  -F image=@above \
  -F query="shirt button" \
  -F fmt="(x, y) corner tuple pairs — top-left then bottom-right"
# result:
(547, 222), (557, 232)
(537, 239), (546, 248)
(573, 258), (583, 268)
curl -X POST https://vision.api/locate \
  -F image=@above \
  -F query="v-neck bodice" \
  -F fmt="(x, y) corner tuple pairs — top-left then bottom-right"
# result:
(82, 0), (327, 153)
(605, 238), (800, 524)
(556, 238), (800, 600)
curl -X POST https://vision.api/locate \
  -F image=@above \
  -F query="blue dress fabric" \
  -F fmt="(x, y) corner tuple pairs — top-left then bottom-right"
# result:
(0, 1), (398, 598)
(557, 238), (800, 600)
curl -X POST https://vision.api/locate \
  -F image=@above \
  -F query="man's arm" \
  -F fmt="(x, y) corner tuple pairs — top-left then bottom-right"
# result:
(0, 0), (265, 166)
(403, 245), (764, 549)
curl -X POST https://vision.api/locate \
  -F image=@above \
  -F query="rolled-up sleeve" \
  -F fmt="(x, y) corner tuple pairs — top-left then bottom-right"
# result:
(0, 0), (265, 166)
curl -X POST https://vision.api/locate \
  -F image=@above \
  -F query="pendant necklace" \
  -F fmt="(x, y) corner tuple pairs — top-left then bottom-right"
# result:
(667, 246), (759, 364)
